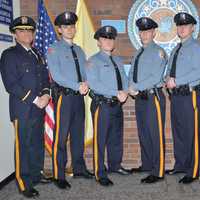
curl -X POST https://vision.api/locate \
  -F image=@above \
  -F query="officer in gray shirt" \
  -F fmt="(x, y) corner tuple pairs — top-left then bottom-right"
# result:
(165, 12), (200, 184)
(129, 17), (167, 183)
(86, 25), (133, 187)
(47, 11), (93, 189)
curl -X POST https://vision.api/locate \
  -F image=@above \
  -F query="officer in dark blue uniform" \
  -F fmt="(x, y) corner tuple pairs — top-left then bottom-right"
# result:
(47, 11), (93, 190)
(86, 26), (133, 187)
(166, 12), (200, 184)
(0, 16), (51, 197)
(129, 17), (167, 183)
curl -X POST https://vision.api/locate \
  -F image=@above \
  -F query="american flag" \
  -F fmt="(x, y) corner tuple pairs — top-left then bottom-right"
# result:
(34, 0), (57, 154)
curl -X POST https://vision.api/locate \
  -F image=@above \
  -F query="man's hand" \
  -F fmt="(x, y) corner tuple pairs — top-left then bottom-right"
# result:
(166, 77), (176, 89)
(128, 86), (139, 96)
(117, 91), (128, 103)
(40, 94), (51, 107)
(79, 82), (89, 95)
(34, 94), (50, 109)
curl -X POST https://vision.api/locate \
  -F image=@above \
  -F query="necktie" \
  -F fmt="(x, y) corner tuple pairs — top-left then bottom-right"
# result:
(133, 48), (144, 83)
(170, 43), (182, 78)
(110, 55), (123, 90)
(70, 46), (82, 82)
(28, 49), (38, 64)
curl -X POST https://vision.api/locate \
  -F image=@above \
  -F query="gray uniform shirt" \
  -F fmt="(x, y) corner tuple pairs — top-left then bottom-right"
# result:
(129, 41), (167, 91)
(167, 36), (200, 87)
(47, 39), (87, 91)
(86, 51), (128, 98)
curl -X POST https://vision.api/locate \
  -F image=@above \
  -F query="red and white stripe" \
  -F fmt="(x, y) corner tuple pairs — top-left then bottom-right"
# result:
(44, 98), (55, 154)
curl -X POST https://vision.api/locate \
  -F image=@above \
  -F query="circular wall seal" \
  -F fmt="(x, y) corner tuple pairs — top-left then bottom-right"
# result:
(128, 0), (199, 55)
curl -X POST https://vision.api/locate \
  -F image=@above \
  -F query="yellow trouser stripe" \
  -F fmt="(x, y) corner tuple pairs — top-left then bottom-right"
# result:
(154, 97), (164, 177)
(192, 91), (199, 178)
(14, 120), (25, 191)
(53, 95), (62, 179)
(94, 107), (99, 180)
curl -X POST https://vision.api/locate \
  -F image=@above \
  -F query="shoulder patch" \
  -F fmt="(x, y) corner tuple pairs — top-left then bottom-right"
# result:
(48, 47), (55, 54)
(159, 49), (166, 59)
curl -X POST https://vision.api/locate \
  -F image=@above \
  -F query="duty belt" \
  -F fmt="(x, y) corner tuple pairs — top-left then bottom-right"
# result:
(89, 90), (120, 107)
(136, 87), (163, 100)
(171, 84), (191, 96)
(194, 84), (200, 92)
(60, 86), (80, 96)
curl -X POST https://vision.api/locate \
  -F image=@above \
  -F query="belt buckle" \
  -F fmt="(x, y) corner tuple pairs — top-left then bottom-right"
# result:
(149, 89), (154, 94)
(107, 98), (112, 105)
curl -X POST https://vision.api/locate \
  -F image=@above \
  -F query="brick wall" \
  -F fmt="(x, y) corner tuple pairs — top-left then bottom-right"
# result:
(20, 0), (200, 171)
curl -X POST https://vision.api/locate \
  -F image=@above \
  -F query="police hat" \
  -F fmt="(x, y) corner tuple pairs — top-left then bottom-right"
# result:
(174, 12), (197, 26)
(54, 11), (78, 26)
(94, 26), (117, 40)
(9, 16), (36, 33)
(136, 17), (158, 31)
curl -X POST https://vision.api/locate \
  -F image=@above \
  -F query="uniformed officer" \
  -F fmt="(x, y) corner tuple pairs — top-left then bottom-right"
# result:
(86, 25), (133, 187)
(129, 17), (167, 183)
(0, 16), (51, 197)
(165, 12), (200, 184)
(47, 11), (93, 189)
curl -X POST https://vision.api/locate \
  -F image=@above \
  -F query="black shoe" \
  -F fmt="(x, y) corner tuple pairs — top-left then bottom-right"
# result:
(73, 170), (94, 179)
(22, 188), (39, 198)
(131, 166), (146, 173)
(165, 169), (184, 175)
(98, 177), (114, 186)
(30, 188), (39, 196)
(54, 179), (71, 189)
(110, 167), (133, 175)
(141, 175), (164, 184)
(179, 176), (198, 184)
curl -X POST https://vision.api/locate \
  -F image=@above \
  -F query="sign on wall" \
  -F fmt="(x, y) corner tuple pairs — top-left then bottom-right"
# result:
(128, 0), (199, 55)
(0, 0), (13, 26)
(101, 20), (126, 33)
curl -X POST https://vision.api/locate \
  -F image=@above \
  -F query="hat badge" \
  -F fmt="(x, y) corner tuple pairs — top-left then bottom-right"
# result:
(142, 18), (147, 24)
(106, 26), (111, 33)
(180, 13), (186, 20)
(21, 16), (28, 24)
(65, 12), (70, 20)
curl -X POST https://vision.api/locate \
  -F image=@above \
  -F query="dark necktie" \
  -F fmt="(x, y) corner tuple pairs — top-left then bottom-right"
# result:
(110, 55), (123, 90)
(133, 48), (144, 83)
(170, 43), (182, 78)
(70, 46), (82, 82)
(28, 49), (38, 64)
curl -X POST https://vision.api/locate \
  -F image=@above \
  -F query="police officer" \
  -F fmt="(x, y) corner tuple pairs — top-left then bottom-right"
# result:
(166, 12), (200, 184)
(129, 17), (167, 183)
(47, 11), (93, 189)
(0, 16), (51, 197)
(86, 25), (133, 187)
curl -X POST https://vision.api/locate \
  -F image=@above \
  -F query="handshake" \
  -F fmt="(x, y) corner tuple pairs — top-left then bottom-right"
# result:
(117, 91), (128, 103)
(128, 85), (139, 97)
(117, 86), (140, 103)
(79, 82), (89, 95)
(34, 94), (50, 109)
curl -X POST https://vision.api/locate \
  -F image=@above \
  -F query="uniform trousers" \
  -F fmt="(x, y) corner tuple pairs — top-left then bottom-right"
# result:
(14, 115), (44, 191)
(135, 92), (166, 177)
(91, 101), (123, 180)
(52, 94), (86, 180)
(170, 91), (199, 177)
